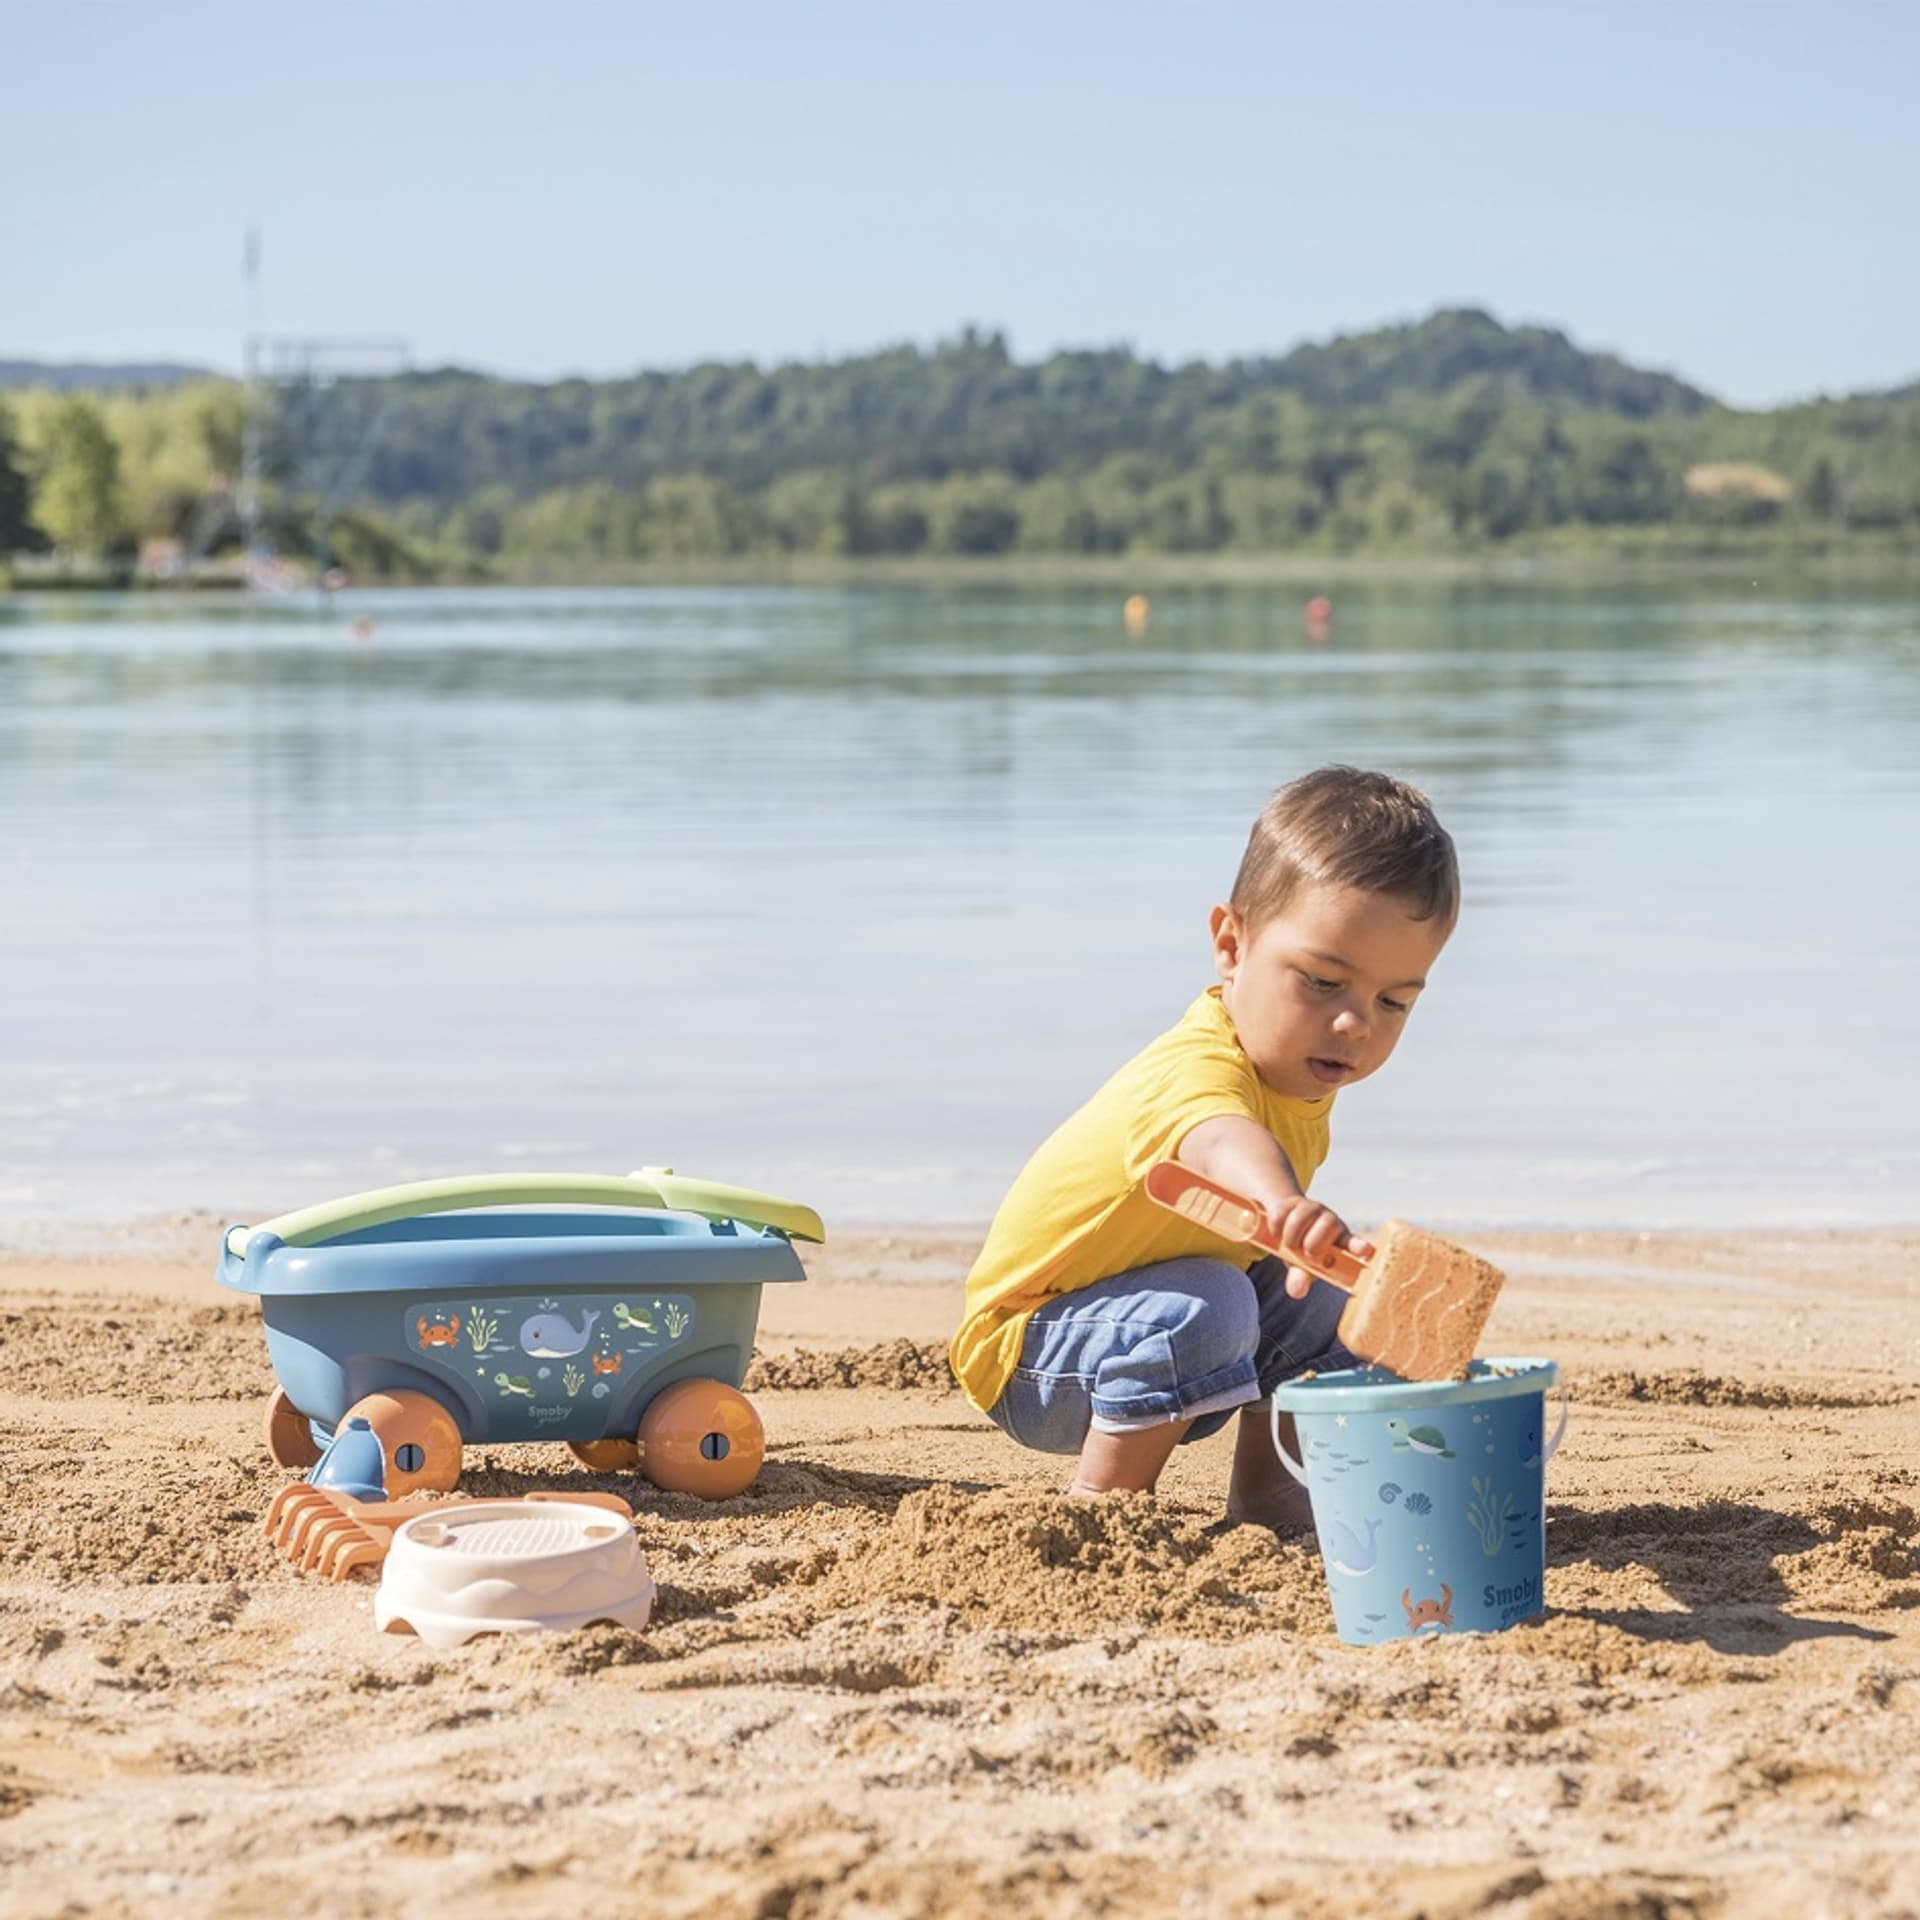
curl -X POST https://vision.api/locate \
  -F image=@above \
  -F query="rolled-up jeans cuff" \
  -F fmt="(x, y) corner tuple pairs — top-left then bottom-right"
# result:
(1088, 1360), (1261, 1434)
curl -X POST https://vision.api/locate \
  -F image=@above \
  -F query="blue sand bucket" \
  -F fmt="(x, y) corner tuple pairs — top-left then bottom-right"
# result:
(1273, 1360), (1566, 1645)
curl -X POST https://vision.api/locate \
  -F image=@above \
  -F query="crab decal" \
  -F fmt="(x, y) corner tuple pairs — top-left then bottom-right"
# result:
(591, 1352), (624, 1376)
(416, 1313), (461, 1349)
(1403, 1585), (1454, 1634)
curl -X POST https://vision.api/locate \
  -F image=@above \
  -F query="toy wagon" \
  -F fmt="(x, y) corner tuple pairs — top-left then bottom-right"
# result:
(217, 1168), (821, 1504)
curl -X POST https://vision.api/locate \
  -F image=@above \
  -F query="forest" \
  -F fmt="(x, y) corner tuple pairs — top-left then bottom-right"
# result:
(2, 308), (1915, 578)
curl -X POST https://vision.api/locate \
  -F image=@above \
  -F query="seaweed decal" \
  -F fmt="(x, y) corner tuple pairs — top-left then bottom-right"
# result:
(1467, 1476), (1516, 1555)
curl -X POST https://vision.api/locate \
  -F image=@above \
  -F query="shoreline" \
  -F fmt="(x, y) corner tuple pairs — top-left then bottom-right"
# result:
(9, 543), (1920, 596)
(7, 1206), (1920, 1265)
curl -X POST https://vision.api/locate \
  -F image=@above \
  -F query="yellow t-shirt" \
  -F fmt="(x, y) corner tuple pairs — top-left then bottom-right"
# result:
(949, 987), (1334, 1412)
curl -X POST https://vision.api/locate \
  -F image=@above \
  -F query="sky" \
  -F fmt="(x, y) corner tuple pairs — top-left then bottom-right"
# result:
(6, 2), (1917, 408)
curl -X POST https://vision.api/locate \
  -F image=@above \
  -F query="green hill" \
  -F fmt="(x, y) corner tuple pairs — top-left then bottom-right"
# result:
(1238, 307), (1710, 416)
(357, 309), (1715, 511)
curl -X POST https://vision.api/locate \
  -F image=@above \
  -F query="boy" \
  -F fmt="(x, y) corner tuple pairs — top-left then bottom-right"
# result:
(948, 766), (1458, 1529)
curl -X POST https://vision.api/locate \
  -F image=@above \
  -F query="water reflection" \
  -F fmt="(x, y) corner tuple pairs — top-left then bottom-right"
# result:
(0, 583), (1916, 1226)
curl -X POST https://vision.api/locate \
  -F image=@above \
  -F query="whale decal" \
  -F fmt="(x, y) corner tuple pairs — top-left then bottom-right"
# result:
(1321, 1514), (1383, 1577)
(519, 1309), (601, 1358)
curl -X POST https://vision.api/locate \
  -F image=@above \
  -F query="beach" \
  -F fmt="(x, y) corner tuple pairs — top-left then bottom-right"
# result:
(11, 5), (1920, 1912)
(3, 1220), (1917, 1918)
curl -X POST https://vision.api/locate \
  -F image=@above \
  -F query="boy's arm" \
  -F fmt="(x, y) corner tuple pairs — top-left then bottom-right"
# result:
(1176, 1114), (1371, 1299)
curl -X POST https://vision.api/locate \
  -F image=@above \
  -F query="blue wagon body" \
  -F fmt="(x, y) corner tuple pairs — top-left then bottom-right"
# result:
(218, 1206), (806, 1447)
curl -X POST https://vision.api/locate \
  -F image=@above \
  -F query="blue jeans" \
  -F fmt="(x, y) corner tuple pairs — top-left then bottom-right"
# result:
(985, 1255), (1359, 1454)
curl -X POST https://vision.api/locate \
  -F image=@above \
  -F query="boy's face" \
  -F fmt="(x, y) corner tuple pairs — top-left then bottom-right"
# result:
(1210, 881), (1452, 1101)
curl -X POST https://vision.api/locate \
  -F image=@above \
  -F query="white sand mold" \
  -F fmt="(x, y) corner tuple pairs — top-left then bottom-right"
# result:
(373, 1499), (656, 1649)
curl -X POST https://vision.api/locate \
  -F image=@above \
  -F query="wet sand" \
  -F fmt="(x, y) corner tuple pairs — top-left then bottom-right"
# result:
(2, 1222), (1918, 1917)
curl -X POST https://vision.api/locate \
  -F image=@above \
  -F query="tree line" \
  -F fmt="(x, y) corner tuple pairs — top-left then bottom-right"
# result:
(3, 310), (1916, 575)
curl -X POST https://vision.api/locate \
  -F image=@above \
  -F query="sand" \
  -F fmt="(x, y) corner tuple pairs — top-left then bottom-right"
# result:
(2, 1220), (1918, 1918)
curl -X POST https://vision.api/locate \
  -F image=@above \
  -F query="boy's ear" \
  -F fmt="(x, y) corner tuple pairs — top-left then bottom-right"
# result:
(1209, 903), (1244, 982)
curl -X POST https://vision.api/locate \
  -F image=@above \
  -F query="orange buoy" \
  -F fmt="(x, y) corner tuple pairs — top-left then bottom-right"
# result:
(1123, 593), (1151, 638)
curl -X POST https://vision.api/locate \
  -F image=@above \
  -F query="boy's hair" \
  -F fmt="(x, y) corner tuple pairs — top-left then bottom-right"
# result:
(1231, 766), (1459, 929)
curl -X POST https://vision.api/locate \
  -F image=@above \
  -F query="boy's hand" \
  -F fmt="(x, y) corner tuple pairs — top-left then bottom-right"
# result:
(1172, 1117), (1372, 1297)
(1263, 1196), (1374, 1299)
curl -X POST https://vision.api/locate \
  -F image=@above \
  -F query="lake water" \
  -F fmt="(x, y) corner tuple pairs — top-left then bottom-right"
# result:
(2, 580), (1916, 1232)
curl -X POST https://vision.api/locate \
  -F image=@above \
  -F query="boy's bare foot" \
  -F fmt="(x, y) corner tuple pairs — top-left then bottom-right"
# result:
(1223, 1478), (1316, 1533)
(1225, 1403), (1317, 1534)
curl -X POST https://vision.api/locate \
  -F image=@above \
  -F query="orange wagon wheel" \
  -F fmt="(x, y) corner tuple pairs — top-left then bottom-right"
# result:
(340, 1389), (465, 1497)
(639, 1380), (765, 1499)
(568, 1437), (641, 1473)
(264, 1387), (323, 1470)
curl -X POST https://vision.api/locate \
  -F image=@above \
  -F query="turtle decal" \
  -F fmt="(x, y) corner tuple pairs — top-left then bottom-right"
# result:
(1386, 1419), (1454, 1459)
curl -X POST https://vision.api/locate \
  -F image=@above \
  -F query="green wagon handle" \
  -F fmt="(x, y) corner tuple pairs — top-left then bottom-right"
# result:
(223, 1166), (825, 1260)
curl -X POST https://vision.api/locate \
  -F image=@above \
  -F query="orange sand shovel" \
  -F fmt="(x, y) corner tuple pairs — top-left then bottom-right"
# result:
(1142, 1162), (1505, 1381)
(263, 1484), (635, 1582)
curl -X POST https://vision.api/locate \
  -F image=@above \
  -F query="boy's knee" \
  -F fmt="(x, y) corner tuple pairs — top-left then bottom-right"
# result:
(1154, 1259), (1261, 1378)
(1247, 1260), (1356, 1386)
(994, 1258), (1264, 1449)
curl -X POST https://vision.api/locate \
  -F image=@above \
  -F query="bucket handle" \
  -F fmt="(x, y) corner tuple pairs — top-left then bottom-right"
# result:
(1269, 1390), (1309, 1486)
(1270, 1379), (1570, 1484)
(1543, 1382), (1570, 1464)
